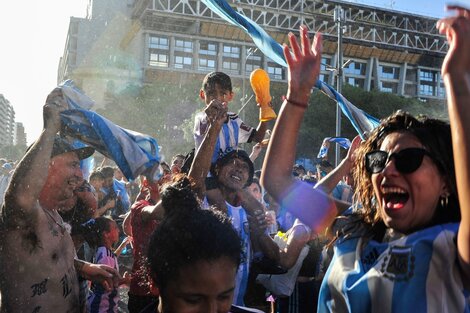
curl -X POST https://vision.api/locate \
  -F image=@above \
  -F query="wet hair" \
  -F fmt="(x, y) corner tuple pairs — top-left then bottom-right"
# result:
(171, 154), (185, 162)
(159, 175), (200, 217)
(147, 176), (242, 293)
(100, 166), (115, 179)
(202, 71), (232, 93)
(352, 111), (460, 230)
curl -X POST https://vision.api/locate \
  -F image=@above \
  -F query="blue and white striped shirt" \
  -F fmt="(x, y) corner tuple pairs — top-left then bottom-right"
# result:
(319, 222), (469, 313)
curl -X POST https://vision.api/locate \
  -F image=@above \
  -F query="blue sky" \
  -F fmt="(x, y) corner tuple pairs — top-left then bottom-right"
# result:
(0, 0), (465, 145)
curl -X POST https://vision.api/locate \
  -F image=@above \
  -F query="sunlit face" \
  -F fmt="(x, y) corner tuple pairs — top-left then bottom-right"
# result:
(91, 177), (104, 191)
(160, 257), (237, 313)
(106, 220), (120, 245)
(45, 152), (83, 201)
(171, 156), (184, 173)
(200, 84), (233, 105)
(216, 157), (250, 191)
(247, 182), (262, 202)
(103, 176), (114, 188)
(371, 132), (447, 233)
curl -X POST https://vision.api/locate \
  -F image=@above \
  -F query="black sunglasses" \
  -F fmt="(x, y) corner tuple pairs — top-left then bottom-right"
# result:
(365, 147), (435, 174)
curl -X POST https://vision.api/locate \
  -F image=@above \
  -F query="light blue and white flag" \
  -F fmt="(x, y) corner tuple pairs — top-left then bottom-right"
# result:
(317, 137), (351, 159)
(202, 0), (381, 138)
(59, 81), (161, 181)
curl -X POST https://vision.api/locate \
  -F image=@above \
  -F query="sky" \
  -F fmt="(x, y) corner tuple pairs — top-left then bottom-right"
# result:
(0, 0), (467, 146)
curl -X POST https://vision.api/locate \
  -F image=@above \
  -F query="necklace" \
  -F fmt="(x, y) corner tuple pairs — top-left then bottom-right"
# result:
(42, 206), (67, 236)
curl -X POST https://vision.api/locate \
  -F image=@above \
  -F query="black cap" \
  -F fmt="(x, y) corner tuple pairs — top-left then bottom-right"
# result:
(51, 136), (95, 160)
(211, 149), (254, 186)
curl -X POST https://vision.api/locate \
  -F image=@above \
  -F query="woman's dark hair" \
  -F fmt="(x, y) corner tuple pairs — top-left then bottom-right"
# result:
(159, 174), (200, 217)
(147, 176), (242, 293)
(76, 217), (114, 247)
(352, 111), (460, 231)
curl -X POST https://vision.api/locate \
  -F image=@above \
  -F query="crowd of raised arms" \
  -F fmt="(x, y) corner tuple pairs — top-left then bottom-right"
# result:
(1, 5), (470, 313)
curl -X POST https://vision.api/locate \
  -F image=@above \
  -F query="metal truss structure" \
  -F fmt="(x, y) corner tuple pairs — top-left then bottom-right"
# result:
(134, 0), (447, 59)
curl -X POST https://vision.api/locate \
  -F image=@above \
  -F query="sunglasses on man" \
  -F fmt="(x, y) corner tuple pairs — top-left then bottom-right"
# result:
(365, 147), (436, 174)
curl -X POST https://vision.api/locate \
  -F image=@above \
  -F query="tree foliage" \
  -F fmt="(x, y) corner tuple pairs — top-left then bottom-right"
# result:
(95, 80), (447, 167)
(96, 80), (202, 160)
(0, 144), (28, 161)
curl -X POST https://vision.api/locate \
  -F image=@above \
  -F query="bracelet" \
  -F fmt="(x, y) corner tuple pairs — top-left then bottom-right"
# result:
(285, 98), (308, 108)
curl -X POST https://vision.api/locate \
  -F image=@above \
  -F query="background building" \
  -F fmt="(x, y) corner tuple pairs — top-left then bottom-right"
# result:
(0, 95), (15, 147)
(15, 122), (27, 147)
(58, 0), (447, 109)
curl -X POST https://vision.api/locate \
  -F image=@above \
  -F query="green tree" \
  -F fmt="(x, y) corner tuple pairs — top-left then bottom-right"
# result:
(97, 80), (202, 160)
(0, 144), (28, 161)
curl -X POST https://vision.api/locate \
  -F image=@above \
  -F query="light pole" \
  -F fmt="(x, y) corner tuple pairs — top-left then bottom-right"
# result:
(240, 47), (258, 119)
(334, 6), (346, 166)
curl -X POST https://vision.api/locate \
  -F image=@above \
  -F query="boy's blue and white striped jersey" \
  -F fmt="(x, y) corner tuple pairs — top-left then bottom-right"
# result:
(194, 111), (254, 162)
(226, 201), (252, 307)
(319, 221), (469, 313)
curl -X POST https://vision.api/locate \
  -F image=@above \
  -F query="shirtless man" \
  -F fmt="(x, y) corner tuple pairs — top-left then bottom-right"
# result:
(0, 88), (119, 313)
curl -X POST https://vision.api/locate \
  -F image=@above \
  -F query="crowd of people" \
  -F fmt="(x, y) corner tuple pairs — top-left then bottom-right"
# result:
(1, 5), (470, 313)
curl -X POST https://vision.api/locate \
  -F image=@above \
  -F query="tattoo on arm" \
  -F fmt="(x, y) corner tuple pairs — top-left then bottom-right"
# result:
(30, 278), (48, 297)
(32, 306), (41, 313)
(61, 273), (73, 298)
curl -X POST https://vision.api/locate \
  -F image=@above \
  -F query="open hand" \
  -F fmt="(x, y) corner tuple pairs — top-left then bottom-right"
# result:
(284, 26), (323, 104)
(438, 6), (470, 77)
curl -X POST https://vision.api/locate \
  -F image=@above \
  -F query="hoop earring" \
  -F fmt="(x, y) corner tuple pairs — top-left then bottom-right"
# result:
(440, 195), (449, 209)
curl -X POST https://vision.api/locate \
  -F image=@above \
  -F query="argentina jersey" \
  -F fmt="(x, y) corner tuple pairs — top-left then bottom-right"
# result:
(87, 246), (120, 313)
(226, 201), (252, 307)
(194, 111), (254, 162)
(318, 223), (469, 313)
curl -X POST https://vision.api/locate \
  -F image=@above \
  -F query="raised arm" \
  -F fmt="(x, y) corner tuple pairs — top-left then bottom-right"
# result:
(261, 26), (336, 232)
(188, 99), (227, 200)
(315, 135), (361, 194)
(439, 6), (470, 285)
(3, 88), (65, 225)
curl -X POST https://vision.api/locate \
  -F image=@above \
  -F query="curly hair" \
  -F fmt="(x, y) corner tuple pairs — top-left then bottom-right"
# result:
(159, 174), (199, 217)
(351, 111), (460, 230)
(147, 176), (242, 293)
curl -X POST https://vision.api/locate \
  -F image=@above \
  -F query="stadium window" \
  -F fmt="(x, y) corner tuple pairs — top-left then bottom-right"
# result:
(222, 44), (241, 74)
(381, 82), (398, 93)
(267, 62), (284, 80)
(380, 65), (400, 80)
(346, 77), (364, 88)
(199, 41), (218, 71)
(149, 35), (169, 67)
(344, 61), (366, 76)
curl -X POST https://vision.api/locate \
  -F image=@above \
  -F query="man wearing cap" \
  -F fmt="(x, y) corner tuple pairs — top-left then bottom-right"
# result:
(0, 88), (119, 313)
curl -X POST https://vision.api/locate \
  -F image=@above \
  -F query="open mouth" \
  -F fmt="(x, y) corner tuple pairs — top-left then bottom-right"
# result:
(230, 175), (241, 181)
(382, 187), (409, 210)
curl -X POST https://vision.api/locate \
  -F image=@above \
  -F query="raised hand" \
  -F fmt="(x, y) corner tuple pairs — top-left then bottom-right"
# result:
(204, 99), (228, 127)
(43, 87), (68, 133)
(438, 6), (470, 78)
(283, 26), (323, 105)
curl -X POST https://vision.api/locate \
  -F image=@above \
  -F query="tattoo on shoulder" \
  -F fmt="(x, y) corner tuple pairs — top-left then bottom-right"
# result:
(30, 278), (48, 297)
(61, 273), (73, 298)
(22, 231), (42, 255)
(31, 306), (41, 313)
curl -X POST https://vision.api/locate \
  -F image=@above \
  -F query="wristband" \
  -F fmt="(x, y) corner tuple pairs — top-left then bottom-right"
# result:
(285, 98), (308, 108)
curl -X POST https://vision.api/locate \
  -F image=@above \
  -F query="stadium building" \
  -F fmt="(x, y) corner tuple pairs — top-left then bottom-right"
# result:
(58, 0), (447, 109)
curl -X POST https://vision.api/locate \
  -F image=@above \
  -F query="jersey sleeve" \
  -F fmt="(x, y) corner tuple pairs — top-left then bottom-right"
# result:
(235, 117), (255, 144)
